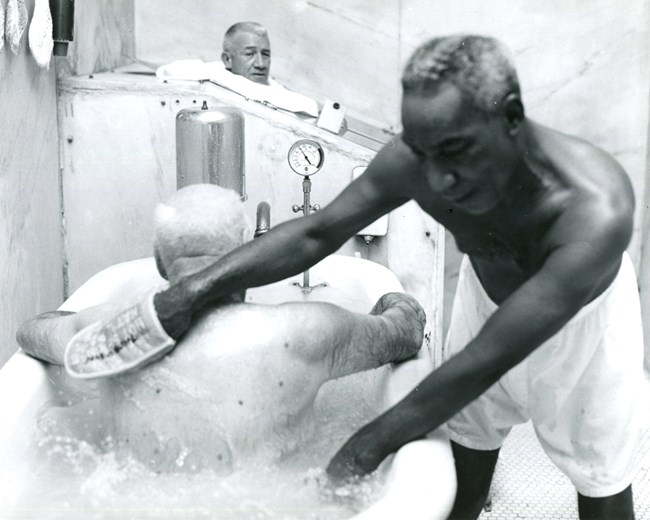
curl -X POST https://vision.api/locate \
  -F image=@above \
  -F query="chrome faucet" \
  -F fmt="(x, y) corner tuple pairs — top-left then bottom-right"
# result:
(254, 201), (271, 238)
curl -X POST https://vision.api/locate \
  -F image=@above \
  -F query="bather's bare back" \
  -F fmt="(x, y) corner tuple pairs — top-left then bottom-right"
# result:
(100, 292), (425, 472)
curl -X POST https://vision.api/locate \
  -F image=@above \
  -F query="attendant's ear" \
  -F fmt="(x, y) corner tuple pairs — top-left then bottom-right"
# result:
(502, 93), (524, 136)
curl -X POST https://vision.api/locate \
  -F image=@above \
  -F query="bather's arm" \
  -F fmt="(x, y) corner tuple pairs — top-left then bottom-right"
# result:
(329, 292), (426, 379)
(17, 304), (122, 365)
(17, 258), (166, 367)
(283, 292), (426, 380)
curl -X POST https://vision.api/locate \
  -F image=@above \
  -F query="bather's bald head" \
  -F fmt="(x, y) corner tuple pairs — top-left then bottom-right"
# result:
(153, 184), (251, 282)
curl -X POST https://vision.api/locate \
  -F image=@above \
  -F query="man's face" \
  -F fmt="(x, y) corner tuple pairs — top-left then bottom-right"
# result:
(401, 82), (520, 215)
(223, 30), (271, 85)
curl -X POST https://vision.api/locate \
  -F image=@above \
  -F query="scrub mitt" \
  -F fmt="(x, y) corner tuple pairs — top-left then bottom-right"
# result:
(5, 0), (27, 55)
(64, 291), (176, 379)
(28, 0), (53, 68)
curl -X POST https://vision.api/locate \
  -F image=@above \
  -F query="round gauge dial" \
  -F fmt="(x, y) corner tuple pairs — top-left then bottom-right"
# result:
(287, 139), (325, 176)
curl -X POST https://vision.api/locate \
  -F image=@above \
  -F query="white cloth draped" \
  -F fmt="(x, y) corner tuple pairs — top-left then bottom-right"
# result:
(156, 59), (319, 117)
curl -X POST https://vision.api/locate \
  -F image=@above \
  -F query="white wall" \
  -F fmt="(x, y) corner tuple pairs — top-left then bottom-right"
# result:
(67, 0), (134, 76)
(0, 0), (64, 366)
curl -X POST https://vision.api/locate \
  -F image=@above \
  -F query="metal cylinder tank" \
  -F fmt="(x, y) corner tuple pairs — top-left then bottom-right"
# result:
(176, 102), (246, 200)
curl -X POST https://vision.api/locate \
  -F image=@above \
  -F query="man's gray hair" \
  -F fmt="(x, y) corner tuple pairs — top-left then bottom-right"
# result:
(402, 35), (521, 113)
(223, 22), (268, 53)
(153, 184), (251, 273)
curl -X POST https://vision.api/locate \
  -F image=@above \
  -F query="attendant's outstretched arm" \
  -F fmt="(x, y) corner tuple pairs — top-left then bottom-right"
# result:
(153, 142), (411, 339)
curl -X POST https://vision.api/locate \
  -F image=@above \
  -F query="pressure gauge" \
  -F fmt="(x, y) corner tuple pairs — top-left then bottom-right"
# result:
(287, 139), (325, 176)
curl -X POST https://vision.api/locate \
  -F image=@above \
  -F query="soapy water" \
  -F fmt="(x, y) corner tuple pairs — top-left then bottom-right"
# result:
(9, 372), (390, 520)
(22, 431), (385, 520)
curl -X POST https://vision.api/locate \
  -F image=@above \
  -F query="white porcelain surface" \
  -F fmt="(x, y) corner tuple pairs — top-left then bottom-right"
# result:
(0, 256), (446, 519)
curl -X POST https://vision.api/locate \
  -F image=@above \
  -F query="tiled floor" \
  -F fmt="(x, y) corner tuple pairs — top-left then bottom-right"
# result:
(479, 375), (650, 519)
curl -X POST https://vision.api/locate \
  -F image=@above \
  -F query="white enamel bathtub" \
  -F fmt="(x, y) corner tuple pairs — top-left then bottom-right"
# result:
(0, 255), (455, 519)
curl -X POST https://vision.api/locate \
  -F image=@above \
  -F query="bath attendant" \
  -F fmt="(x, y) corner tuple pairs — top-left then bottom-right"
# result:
(84, 35), (643, 518)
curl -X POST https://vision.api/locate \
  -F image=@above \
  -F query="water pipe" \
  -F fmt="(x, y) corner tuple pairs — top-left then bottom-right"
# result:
(50, 0), (74, 56)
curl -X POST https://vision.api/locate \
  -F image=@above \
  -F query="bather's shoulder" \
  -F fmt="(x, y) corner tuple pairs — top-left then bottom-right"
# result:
(187, 300), (353, 338)
(176, 301), (361, 368)
(243, 301), (367, 362)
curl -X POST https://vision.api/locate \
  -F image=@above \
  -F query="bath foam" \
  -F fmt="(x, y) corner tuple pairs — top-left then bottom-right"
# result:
(64, 291), (175, 379)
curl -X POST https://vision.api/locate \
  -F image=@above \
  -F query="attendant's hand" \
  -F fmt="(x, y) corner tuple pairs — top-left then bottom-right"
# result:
(153, 283), (245, 340)
(326, 425), (389, 483)
(152, 285), (193, 340)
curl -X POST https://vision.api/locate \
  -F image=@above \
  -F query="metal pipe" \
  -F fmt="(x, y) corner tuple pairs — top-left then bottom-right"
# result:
(50, 0), (75, 56)
(301, 178), (312, 292)
(254, 201), (271, 239)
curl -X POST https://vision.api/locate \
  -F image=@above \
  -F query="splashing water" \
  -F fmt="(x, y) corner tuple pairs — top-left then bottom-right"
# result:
(20, 434), (385, 520)
(7, 371), (390, 520)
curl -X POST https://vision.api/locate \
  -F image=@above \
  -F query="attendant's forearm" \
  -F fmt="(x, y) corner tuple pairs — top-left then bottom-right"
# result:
(153, 215), (343, 339)
(185, 216), (341, 311)
(369, 344), (512, 455)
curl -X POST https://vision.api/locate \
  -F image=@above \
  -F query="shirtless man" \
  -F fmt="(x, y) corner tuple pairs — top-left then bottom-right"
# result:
(221, 22), (271, 85)
(18, 184), (429, 469)
(70, 36), (644, 518)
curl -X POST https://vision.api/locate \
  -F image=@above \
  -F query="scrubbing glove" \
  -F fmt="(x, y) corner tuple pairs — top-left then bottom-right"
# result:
(64, 291), (176, 379)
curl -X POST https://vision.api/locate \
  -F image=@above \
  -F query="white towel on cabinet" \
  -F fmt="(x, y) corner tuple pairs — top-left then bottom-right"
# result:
(28, 0), (53, 68)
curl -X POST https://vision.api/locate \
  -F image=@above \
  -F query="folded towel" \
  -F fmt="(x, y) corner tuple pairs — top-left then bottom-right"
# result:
(28, 0), (53, 68)
(64, 291), (176, 379)
(156, 59), (319, 118)
(5, 0), (27, 55)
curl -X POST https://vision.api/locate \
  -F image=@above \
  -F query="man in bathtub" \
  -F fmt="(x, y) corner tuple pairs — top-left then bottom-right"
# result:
(221, 22), (271, 85)
(156, 22), (319, 118)
(17, 184), (457, 519)
(73, 35), (644, 519)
